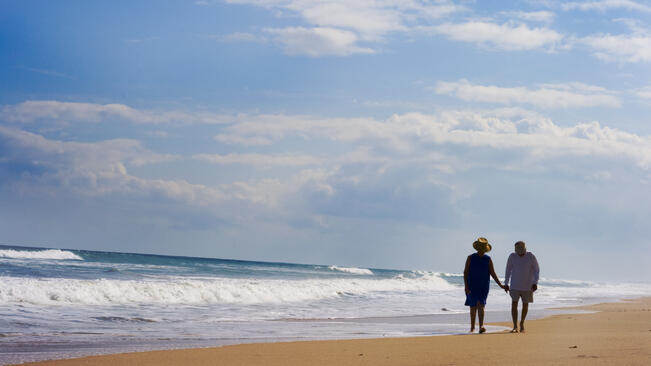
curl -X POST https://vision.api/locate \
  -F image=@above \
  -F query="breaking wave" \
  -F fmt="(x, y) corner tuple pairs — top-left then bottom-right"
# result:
(0, 249), (83, 261)
(0, 272), (456, 306)
(328, 265), (373, 275)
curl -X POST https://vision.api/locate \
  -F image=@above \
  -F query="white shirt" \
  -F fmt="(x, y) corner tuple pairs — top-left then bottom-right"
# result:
(505, 252), (540, 291)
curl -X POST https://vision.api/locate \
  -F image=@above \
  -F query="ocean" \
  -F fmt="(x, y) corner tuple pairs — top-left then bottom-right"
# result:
(1, 244), (649, 365)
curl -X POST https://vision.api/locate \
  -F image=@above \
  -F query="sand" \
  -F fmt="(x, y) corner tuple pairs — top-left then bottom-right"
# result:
(13, 298), (651, 366)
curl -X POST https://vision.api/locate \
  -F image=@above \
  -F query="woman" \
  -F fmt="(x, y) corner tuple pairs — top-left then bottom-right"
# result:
(463, 237), (505, 333)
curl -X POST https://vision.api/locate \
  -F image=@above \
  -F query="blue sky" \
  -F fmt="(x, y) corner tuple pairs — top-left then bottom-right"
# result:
(1, 0), (651, 280)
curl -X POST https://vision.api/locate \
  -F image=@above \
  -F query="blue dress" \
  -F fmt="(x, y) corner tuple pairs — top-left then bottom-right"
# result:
(464, 253), (490, 306)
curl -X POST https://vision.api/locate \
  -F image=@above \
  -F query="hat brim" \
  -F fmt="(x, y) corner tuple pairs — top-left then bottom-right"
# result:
(473, 241), (492, 252)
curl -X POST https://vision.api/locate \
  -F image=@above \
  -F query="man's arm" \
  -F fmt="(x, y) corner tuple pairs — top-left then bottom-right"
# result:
(504, 254), (513, 287)
(531, 253), (540, 292)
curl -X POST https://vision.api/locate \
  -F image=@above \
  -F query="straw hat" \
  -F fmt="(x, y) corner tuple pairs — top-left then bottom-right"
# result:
(473, 237), (492, 252)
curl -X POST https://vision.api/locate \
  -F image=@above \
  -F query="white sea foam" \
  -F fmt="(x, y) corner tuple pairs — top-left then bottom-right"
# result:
(441, 272), (463, 277)
(539, 277), (596, 287)
(0, 249), (83, 260)
(328, 265), (373, 275)
(0, 272), (456, 306)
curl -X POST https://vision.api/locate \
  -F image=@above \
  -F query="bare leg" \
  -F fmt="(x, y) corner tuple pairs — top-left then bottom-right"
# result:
(477, 302), (486, 333)
(511, 301), (519, 332)
(469, 306), (477, 332)
(520, 303), (529, 332)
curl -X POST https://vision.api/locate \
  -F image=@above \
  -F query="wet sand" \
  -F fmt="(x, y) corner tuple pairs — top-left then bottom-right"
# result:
(13, 297), (651, 366)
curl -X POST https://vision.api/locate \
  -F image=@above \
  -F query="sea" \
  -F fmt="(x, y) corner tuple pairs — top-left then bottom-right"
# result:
(1, 244), (650, 365)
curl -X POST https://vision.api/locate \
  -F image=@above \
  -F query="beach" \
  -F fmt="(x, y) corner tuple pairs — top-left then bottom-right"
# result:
(12, 297), (651, 366)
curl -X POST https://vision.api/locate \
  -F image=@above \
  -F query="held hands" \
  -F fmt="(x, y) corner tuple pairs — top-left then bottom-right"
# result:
(503, 285), (510, 293)
(532, 284), (538, 292)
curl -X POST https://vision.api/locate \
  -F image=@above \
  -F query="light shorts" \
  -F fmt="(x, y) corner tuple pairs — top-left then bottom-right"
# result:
(510, 289), (534, 303)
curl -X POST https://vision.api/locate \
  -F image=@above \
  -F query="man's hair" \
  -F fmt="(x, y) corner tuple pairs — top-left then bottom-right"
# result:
(515, 241), (525, 246)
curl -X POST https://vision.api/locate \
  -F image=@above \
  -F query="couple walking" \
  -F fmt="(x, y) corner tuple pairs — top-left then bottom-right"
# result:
(463, 237), (539, 334)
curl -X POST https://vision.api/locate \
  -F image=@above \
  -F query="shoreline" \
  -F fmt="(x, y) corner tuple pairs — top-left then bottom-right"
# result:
(9, 297), (651, 366)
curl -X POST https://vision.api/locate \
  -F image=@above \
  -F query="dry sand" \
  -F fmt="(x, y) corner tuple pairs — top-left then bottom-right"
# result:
(14, 297), (651, 366)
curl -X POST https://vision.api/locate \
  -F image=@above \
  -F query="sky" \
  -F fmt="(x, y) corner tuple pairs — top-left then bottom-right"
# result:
(1, 0), (650, 281)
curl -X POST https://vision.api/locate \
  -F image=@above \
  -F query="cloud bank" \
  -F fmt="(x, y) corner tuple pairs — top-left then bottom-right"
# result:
(561, 0), (651, 13)
(434, 80), (621, 108)
(225, 0), (465, 56)
(431, 21), (564, 51)
(264, 27), (374, 57)
(1, 101), (231, 124)
(2, 99), (650, 273)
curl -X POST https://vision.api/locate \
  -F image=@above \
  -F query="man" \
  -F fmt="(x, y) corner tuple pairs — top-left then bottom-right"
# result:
(504, 241), (539, 333)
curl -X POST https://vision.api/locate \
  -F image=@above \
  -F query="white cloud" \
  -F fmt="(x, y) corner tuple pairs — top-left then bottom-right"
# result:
(17, 65), (74, 79)
(210, 109), (651, 169)
(194, 149), (389, 169)
(214, 134), (275, 146)
(589, 170), (613, 181)
(290, 2), (404, 40)
(228, 0), (465, 39)
(0, 126), (337, 213)
(147, 130), (170, 138)
(562, 0), (651, 13)
(221, 32), (261, 42)
(214, 113), (412, 151)
(222, 0), (651, 62)
(5, 100), (647, 171)
(0, 126), (222, 205)
(264, 27), (374, 57)
(224, 0), (466, 56)
(3, 103), (651, 243)
(581, 32), (651, 63)
(199, 108), (651, 232)
(434, 80), (621, 108)
(432, 21), (564, 50)
(502, 10), (556, 23)
(0, 125), (176, 167)
(0, 101), (231, 124)
(194, 153), (322, 167)
(1, 101), (140, 123)
(633, 86), (651, 99)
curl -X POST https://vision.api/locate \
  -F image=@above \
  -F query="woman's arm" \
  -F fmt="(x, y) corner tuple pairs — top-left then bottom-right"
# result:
(489, 258), (506, 290)
(463, 256), (471, 295)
